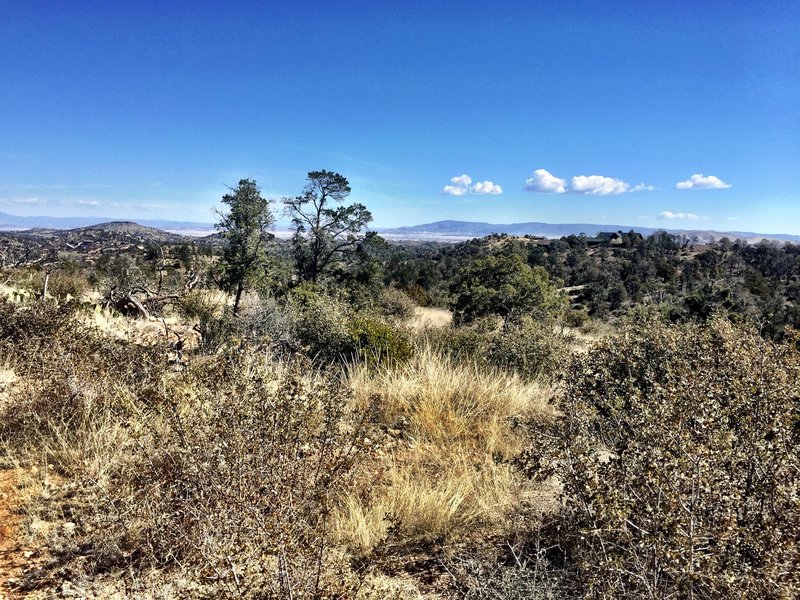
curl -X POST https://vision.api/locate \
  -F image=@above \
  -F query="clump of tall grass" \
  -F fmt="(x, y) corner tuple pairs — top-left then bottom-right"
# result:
(337, 345), (555, 553)
(349, 344), (554, 457)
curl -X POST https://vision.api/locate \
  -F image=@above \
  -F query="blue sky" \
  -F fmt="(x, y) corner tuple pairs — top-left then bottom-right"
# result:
(1, 1), (798, 233)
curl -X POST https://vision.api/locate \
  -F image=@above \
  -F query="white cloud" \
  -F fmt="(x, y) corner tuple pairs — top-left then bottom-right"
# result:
(471, 180), (503, 195)
(441, 174), (472, 196)
(525, 169), (566, 193)
(525, 170), (654, 195)
(570, 175), (632, 196)
(78, 199), (101, 206)
(441, 174), (502, 196)
(449, 174), (472, 188)
(441, 185), (470, 196)
(657, 211), (702, 220)
(676, 173), (731, 190)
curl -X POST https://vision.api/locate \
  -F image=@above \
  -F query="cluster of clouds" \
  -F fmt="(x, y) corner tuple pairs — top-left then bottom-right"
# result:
(440, 169), (733, 224)
(441, 174), (503, 196)
(526, 170), (656, 195)
(442, 170), (730, 198)
(524, 169), (730, 195)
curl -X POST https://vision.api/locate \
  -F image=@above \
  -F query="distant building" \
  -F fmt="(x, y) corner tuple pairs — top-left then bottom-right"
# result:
(586, 230), (643, 247)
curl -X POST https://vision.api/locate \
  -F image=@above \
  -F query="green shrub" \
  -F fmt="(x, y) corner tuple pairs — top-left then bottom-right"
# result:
(288, 284), (352, 362)
(526, 317), (800, 598)
(564, 307), (589, 328)
(377, 286), (416, 321)
(485, 319), (568, 379)
(347, 315), (413, 365)
(427, 317), (568, 380)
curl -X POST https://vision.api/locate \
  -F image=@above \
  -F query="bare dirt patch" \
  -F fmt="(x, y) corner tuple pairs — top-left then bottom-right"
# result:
(1, 469), (29, 598)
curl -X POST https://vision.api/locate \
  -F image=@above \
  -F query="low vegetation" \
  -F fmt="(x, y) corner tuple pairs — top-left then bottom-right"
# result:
(1, 173), (799, 597)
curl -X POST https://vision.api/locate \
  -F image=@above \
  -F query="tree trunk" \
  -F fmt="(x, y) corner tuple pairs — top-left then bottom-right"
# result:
(233, 280), (244, 315)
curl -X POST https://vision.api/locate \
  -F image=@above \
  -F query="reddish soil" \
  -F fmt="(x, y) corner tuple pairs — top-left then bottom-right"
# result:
(0, 469), (42, 599)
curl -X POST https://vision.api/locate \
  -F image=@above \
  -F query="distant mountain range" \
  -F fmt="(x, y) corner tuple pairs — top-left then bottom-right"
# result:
(0, 211), (214, 233)
(378, 220), (800, 244)
(2, 212), (799, 244)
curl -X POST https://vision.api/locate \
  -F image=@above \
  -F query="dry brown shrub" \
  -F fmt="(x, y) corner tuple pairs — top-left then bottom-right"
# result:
(0, 299), (374, 597)
(527, 316), (800, 598)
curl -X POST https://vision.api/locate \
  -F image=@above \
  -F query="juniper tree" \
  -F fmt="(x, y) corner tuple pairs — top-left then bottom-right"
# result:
(215, 179), (274, 314)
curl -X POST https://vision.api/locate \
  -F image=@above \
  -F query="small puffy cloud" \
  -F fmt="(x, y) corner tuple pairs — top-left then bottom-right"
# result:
(78, 199), (101, 206)
(441, 184), (469, 196)
(657, 211), (702, 220)
(571, 175), (631, 196)
(471, 180), (503, 195)
(441, 174), (472, 196)
(525, 169), (566, 193)
(450, 174), (472, 188)
(441, 174), (502, 196)
(676, 173), (731, 190)
(630, 183), (657, 192)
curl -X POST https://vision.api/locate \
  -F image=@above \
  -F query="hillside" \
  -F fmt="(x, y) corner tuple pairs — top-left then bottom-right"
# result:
(0, 221), (218, 269)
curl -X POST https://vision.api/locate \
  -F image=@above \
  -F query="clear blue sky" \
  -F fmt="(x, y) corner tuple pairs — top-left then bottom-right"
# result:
(1, 1), (798, 233)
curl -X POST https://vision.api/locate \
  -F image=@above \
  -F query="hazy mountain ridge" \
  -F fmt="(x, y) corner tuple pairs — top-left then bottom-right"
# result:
(3, 212), (799, 244)
(379, 220), (800, 243)
(0, 211), (214, 233)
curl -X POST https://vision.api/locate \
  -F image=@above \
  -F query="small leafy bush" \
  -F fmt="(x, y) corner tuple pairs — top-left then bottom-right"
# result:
(485, 319), (568, 380)
(288, 283), (352, 362)
(428, 317), (568, 380)
(377, 286), (416, 321)
(347, 315), (413, 365)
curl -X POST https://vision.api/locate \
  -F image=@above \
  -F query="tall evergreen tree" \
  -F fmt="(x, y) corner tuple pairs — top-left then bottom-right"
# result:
(215, 179), (274, 314)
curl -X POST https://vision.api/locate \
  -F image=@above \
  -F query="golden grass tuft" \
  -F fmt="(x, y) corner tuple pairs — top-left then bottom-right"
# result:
(337, 345), (555, 552)
(407, 307), (452, 330)
(350, 344), (554, 457)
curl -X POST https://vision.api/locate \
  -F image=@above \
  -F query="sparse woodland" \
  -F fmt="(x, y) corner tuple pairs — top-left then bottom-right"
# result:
(1, 175), (799, 598)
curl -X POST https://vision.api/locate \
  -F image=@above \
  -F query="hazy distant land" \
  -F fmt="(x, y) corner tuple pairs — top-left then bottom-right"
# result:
(2, 211), (798, 244)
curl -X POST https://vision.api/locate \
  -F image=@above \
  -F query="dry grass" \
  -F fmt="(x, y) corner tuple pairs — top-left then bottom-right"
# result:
(562, 321), (615, 354)
(335, 450), (529, 551)
(350, 344), (554, 457)
(337, 345), (556, 553)
(408, 307), (452, 330)
(0, 297), (566, 596)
